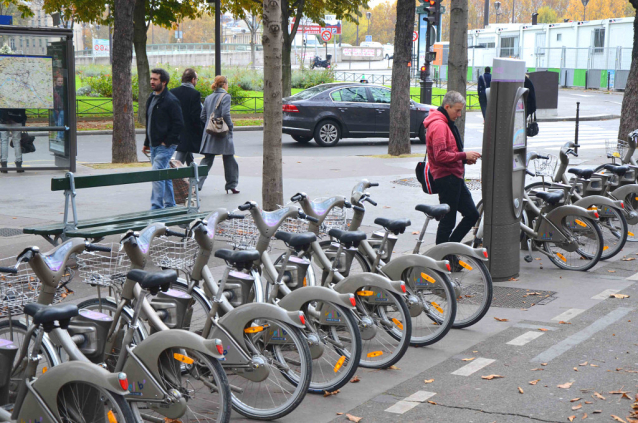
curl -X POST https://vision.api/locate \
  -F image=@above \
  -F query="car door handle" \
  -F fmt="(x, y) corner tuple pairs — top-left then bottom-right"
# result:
(339, 108), (347, 112)
(377, 110), (385, 113)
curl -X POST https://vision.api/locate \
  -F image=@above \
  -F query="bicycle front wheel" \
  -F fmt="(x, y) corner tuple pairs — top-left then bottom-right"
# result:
(542, 215), (603, 271)
(56, 381), (135, 423)
(596, 204), (628, 260)
(447, 255), (493, 329)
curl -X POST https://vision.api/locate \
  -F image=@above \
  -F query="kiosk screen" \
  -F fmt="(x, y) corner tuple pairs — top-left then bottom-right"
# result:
(513, 98), (526, 148)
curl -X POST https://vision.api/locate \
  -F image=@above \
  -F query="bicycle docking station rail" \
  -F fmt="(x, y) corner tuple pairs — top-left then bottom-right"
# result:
(480, 58), (529, 281)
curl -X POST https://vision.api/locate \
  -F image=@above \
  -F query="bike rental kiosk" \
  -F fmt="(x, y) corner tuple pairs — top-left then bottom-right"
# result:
(481, 58), (529, 281)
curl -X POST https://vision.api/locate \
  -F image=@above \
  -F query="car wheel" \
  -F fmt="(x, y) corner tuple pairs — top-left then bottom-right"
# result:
(418, 124), (426, 144)
(292, 135), (312, 143)
(314, 120), (341, 147)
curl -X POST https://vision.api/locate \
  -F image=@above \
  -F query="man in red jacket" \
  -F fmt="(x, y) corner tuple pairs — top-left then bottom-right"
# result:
(424, 91), (482, 245)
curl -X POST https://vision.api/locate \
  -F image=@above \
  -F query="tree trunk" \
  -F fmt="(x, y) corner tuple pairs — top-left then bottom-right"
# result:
(618, 3), (638, 141)
(447, 0), (468, 140)
(262, 0), (284, 210)
(111, 0), (137, 163)
(387, 0), (414, 156)
(282, 44), (292, 97)
(133, 0), (151, 125)
(280, 0), (303, 98)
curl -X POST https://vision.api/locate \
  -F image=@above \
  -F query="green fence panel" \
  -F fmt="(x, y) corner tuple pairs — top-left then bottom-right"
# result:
(467, 66), (473, 81)
(573, 69), (587, 87)
(600, 70), (608, 88)
(527, 68), (536, 73)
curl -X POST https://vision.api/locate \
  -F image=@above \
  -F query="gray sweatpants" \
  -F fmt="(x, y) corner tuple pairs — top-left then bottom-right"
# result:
(198, 154), (239, 191)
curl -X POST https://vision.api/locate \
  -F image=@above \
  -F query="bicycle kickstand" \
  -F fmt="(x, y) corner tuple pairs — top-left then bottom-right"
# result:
(524, 237), (534, 263)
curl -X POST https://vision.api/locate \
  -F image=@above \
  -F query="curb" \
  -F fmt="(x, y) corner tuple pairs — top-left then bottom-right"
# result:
(537, 114), (620, 122)
(31, 126), (264, 137)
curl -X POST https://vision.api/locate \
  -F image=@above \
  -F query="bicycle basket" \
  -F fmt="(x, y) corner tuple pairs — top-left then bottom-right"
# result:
(532, 154), (558, 178)
(0, 256), (65, 318)
(76, 243), (130, 288)
(216, 212), (264, 250)
(605, 139), (628, 159)
(150, 236), (198, 272)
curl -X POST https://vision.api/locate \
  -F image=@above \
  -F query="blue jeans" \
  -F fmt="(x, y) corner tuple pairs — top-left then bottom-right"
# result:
(150, 144), (177, 210)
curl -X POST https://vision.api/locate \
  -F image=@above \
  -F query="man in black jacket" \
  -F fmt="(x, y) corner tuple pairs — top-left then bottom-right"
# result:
(477, 66), (491, 119)
(142, 68), (184, 209)
(170, 68), (204, 166)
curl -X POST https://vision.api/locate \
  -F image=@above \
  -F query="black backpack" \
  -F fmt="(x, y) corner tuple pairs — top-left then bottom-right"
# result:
(415, 154), (437, 195)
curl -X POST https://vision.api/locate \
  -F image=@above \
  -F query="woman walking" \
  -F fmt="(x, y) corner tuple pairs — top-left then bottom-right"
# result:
(198, 75), (239, 193)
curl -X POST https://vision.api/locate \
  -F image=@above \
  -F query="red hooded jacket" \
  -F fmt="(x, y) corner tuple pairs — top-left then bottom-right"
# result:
(423, 109), (467, 180)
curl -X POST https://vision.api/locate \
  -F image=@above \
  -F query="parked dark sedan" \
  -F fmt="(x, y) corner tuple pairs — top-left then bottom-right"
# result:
(282, 82), (436, 147)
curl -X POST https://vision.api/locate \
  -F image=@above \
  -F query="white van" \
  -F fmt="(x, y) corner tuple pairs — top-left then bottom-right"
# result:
(383, 44), (394, 59)
(360, 41), (383, 48)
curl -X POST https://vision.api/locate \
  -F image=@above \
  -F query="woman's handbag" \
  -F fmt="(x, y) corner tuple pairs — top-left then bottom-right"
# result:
(10, 132), (36, 154)
(527, 112), (539, 138)
(205, 93), (229, 136)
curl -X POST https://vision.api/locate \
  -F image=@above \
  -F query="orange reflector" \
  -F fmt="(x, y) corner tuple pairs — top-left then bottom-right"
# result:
(367, 351), (383, 358)
(603, 246), (609, 251)
(420, 273), (436, 284)
(556, 252), (567, 262)
(458, 260), (473, 271)
(634, 197), (638, 201)
(357, 290), (374, 296)
(431, 302), (444, 314)
(173, 353), (194, 365)
(107, 410), (118, 423)
(334, 355), (346, 372)
(244, 325), (265, 333)
(392, 318), (404, 330)
(587, 207), (597, 211)
(629, 231), (635, 237)
(42, 367), (47, 374)
(303, 277), (307, 287)
(574, 219), (587, 227)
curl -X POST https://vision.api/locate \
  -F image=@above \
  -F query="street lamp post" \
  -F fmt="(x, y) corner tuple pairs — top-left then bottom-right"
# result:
(495, 1), (502, 24)
(581, 0), (590, 21)
(366, 11), (371, 38)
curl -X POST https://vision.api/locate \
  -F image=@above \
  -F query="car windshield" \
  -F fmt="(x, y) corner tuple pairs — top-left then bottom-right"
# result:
(288, 85), (331, 100)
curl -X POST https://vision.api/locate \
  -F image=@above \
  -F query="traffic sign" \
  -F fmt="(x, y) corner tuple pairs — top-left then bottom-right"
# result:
(365, 35), (372, 42)
(413, 31), (418, 42)
(321, 30), (332, 42)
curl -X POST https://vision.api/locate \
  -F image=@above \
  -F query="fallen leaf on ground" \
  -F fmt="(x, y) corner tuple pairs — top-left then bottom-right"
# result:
(531, 368), (544, 371)
(585, 401), (592, 404)
(323, 390), (340, 397)
(542, 363), (548, 366)
(610, 294), (630, 299)
(574, 367), (578, 371)
(424, 379), (434, 384)
(591, 364), (599, 367)
(337, 412), (343, 415)
(593, 410), (602, 414)
(582, 413), (587, 420)
(593, 392), (606, 400)
(411, 231), (419, 235)
(572, 404), (582, 410)
(539, 328), (549, 332)
(529, 379), (541, 385)
(611, 416), (626, 423)
(568, 416), (576, 422)
(579, 362), (588, 366)
(383, 206), (391, 209)
(560, 321), (572, 325)
(350, 376), (360, 383)
(427, 400), (437, 405)
(558, 382), (574, 389)
(482, 375), (504, 380)
(387, 365), (400, 370)
(622, 393), (632, 400)
(462, 357), (475, 362)
(570, 398), (581, 402)
(518, 387), (524, 394)
(621, 257), (636, 261)
(608, 270), (617, 273)
(494, 317), (509, 322)
(509, 277), (519, 281)
(610, 389), (628, 394)
(346, 414), (362, 423)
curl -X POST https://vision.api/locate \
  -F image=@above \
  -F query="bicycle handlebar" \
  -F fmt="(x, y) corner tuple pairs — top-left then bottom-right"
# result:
(0, 266), (18, 274)
(227, 213), (245, 220)
(353, 205), (366, 212)
(165, 229), (187, 238)
(238, 202), (252, 211)
(363, 197), (378, 206)
(369, 182), (379, 187)
(85, 243), (112, 253)
(290, 193), (306, 202)
(298, 211), (319, 223)
(536, 154), (550, 160)
(526, 170), (535, 177)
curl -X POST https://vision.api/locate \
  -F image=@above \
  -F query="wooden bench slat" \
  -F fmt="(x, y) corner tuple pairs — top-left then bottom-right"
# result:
(64, 213), (209, 239)
(23, 207), (192, 236)
(51, 166), (209, 191)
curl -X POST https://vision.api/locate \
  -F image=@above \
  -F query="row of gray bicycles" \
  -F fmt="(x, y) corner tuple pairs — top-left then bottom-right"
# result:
(1, 130), (635, 422)
(0, 178), (494, 422)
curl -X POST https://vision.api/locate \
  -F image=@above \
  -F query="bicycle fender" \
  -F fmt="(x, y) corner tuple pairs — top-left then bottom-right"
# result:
(573, 195), (623, 212)
(277, 286), (355, 311)
(333, 272), (404, 296)
(610, 184), (638, 201)
(24, 361), (128, 421)
(424, 242), (488, 262)
(210, 302), (305, 364)
(381, 254), (450, 280)
(545, 204), (599, 223)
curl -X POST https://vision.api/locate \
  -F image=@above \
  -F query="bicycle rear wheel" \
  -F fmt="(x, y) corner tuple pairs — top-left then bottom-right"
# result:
(446, 255), (493, 329)
(596, 204), (628, 259)
(542, 215), (603, 271)
(56, 381), (134, 423)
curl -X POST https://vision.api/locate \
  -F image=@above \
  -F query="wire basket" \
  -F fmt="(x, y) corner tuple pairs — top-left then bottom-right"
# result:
(77, 243), (130, 288)
(150, 236), (199, 272)
(605, 139), (628, 159)
(532, 154), (558, 178)
(215, 213), (262, 250)
(0, 256), (64, 318)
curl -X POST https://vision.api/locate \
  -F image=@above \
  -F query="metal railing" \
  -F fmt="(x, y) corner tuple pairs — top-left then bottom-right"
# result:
(75, 42), (261, 58)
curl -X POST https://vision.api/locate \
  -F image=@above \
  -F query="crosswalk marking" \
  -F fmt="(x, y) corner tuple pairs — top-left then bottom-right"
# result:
(385, 391), (437, 414)
(551, 309), (586, 322)
(591, 289), (620, 299)
(451, 357), (495, 376)
(506, 331), (545, 346)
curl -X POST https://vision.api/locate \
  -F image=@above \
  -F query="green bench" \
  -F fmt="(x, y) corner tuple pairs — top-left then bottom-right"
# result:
(23, 163), (210, 245)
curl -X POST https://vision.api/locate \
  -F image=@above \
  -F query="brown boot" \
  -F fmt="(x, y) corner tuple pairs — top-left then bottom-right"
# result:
(0, 161), (7, 174)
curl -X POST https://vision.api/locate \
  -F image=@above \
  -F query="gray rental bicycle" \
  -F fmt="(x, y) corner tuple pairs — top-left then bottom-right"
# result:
(595, 129), (638, 177)
(85, 223), (313, 421)
(525, 148), (629, 259)
(1, 240), (232, 423)
(0, 253), (136, 423)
